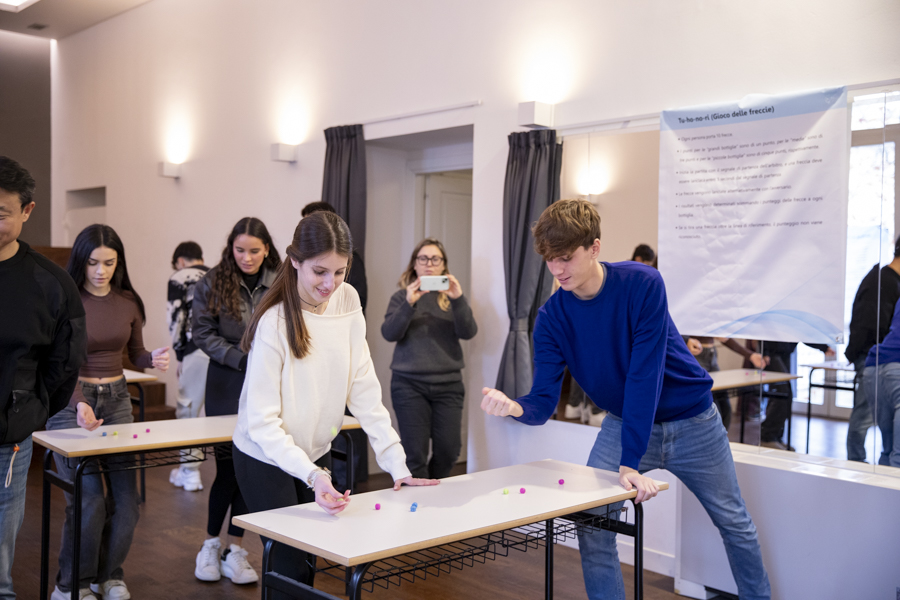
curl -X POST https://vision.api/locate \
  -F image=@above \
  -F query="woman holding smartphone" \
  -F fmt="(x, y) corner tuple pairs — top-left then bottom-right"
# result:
(234, 212), (437, 591)
(382, 238), (478, 480)
(47, 224), (169, 600)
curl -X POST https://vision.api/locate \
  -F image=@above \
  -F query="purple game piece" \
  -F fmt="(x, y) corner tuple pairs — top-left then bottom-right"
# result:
(519, 488), (526, 494)
(146, 428), (150, 433)
(133, 434), (138, 439)
(375, 503), (381, 511)
(558, 479), (565, 485)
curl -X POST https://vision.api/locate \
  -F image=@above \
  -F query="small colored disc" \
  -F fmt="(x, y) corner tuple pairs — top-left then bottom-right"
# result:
(519, 488), (526, 494)
(375, 503), (381, 510)
(558, 479), (565, 485)
(503, 488), (509, 495)
(133, 434), (138, 439)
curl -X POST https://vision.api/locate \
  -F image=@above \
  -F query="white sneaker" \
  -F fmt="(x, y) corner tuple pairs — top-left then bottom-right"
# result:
(169, 467), (184, 488)
(221, 544), (259, 584)
(181, 465), (203, 491)
(564, 404), (581, 419)
(51, 586), (97, 600)
(195, 537), (222, 581)
(588, 410), (606, 428)
(89, 580), (130, 599)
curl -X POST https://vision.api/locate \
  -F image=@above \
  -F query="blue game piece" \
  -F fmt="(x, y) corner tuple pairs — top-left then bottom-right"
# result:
(102, 432), (107, 437)
(410, 502), (418, 512)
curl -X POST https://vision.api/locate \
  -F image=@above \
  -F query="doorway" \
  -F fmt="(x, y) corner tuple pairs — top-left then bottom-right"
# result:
(365, 125), (475, 471)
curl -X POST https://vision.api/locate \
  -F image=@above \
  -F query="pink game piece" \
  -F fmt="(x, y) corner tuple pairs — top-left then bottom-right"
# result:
(146, 428), (150, 433)
(375, 503), (381, 510)
(133, 434), (138, 439)
(519, 487), (526, 494)
(558, 479), (565, 485)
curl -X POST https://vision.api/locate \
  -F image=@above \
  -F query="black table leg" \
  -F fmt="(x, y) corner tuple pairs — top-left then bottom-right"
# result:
(632, 501), (644, 600)
(545, 518), (554, 600)
(262, 538), (274, 600)
(348, 562), (373, 600)
(70, 459), (91, 600)
(806, 368), (815, 454)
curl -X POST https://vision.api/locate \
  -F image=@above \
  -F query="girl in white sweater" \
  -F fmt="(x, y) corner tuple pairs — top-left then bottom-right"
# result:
(232, 211), (437, 591)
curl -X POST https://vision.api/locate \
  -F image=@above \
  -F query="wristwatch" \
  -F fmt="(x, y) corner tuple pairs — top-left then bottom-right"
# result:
(307, 467), (332, 489)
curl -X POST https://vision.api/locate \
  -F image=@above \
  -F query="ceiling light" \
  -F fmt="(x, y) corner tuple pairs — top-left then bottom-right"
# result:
(0, 0), (43, 13)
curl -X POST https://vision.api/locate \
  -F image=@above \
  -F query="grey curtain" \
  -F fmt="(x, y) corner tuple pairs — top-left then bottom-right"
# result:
(495, 130), (563, 398)
(321, 124), (367, 260)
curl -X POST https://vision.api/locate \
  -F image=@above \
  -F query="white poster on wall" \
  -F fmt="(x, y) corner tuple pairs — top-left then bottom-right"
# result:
(658, 87), (849, 344)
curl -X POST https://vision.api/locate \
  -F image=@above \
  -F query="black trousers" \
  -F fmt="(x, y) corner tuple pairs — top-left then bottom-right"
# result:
(205, 360), (248, 537)
(233, 445), (330, 599)
(390, 373), (465, 480)
(760, 352), (793, 443)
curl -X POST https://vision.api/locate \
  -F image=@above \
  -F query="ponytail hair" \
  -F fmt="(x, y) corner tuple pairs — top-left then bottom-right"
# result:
(240, 211), (352, 359)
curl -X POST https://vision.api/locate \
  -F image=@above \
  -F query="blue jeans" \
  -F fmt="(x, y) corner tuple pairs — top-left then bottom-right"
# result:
(578, 404), (770, 600)
(45, 379), (140, 592)
(863, 363), (900, 467)
(847, 357), (874, 462)
(0, 436), (33, 600)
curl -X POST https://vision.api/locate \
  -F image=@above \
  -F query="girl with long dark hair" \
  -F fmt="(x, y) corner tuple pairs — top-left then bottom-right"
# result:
(381, 238), (478, 479)
(233, 212), (437, 592)
(191, 217), (280, 585)
(46, 224), (169, 600)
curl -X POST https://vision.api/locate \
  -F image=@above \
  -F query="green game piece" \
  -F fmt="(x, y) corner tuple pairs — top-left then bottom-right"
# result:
(503, 488), (509, 495)
(331, 426), (338, 437)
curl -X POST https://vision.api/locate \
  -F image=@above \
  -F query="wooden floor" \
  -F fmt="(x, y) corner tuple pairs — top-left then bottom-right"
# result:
(13, 454), (689, 600)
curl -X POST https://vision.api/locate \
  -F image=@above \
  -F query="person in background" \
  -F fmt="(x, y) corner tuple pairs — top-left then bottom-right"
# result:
(382, 238), (478, 479)
(233, 212), (437, 594)
(684, 337), (765, 430)
(47, 224), (169, 600)
(300, 202), (367, 313)
(845, 241), (900, 462)
(862, 300), (900, 467)
(630, 243), (656, 266)
(0, 156), (86, 600)
(191, 217), (280, 585)
(167, 241), (210, 492)
(757, 341), (834, 451)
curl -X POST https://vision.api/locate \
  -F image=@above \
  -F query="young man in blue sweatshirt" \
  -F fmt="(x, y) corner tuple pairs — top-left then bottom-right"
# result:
(481, 199), (769, 600)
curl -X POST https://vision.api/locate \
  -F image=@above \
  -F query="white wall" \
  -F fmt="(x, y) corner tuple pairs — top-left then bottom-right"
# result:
(50, 0), (900, 576)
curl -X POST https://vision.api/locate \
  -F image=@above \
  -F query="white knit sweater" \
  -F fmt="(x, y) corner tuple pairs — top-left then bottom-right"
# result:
(233, 284), (411, 484)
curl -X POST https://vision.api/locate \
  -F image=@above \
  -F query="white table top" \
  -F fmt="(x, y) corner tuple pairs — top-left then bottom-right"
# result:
(33, 414), (361, 458)
(800, 361), (856, 372)
(123, 369), (158, 383)
(710, 368), (800, 392)
(233, 459), (669, 567)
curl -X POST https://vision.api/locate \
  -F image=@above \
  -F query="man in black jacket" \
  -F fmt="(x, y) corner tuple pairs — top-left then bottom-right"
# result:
(0, 157), (86, 597)
(845, 241), (900, 461)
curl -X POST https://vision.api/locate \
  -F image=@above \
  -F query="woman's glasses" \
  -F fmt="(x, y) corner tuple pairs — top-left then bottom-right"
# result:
(416, 255), (445, 266)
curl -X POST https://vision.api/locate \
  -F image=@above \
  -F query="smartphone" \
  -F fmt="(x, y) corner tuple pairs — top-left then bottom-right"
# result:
(419, 275), (450, 291)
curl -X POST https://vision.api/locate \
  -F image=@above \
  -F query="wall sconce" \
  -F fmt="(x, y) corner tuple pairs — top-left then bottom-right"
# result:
(271, 143), (298, 163)
(159, 162), (181, 179)
(518, 101), (554, 129)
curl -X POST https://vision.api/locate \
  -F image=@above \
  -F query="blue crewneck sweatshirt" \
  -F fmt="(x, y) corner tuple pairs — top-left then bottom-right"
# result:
(866, 300), (900, 367)
(514, 261), (713, 470)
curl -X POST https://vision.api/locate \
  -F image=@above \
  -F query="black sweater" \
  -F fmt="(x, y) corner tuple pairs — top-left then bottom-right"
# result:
(381, 290), (478, 383)
(845, 264), (900, 364)
(0, 242), (86, 444)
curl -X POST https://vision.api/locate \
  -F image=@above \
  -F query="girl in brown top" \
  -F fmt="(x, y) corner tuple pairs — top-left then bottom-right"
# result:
(46, 224), (168, 600)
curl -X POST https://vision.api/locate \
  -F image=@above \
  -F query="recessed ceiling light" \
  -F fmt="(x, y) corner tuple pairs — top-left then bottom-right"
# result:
(0, 0), (42, 13)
